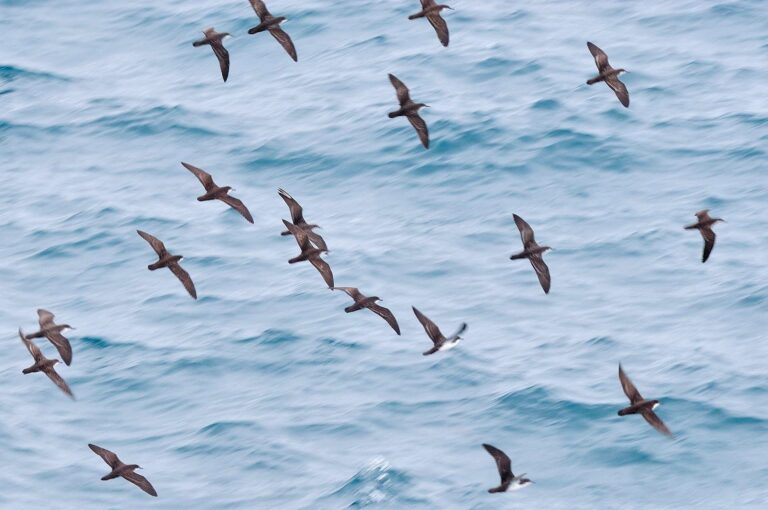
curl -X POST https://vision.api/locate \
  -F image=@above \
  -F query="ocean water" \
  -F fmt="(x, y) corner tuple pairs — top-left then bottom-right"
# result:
(1, 0), (767, 508)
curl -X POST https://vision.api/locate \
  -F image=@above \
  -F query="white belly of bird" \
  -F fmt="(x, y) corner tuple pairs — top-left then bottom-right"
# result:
(439, 339), (461, 351)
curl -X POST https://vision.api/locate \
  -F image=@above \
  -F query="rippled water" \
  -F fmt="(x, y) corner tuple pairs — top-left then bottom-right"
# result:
(1, 0), (767, 508)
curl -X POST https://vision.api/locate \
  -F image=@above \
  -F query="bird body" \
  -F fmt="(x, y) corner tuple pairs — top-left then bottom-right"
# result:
(388, 74), (430, 149)
(408, 0), (452, 47)
(89, 444), (157, 497)
(412, 306), (466, 355)
(510, 214), (552, 294)
(19, 329), (74, 398)
(137, 230), (198, 299)
(685, 209), (723, 262)
(283, 220), (334, 288)
(25, 309), (74, 365)
(482, 443), (533, 493)
(586, 42), (629, 107)
(333, 287), (401, 335)
(278, 188), (327, 251)
(247, 0), (298, 61)
(181, 162), (254, 223)
(192, 28), (230, 82)
(618, 364), (672, 437)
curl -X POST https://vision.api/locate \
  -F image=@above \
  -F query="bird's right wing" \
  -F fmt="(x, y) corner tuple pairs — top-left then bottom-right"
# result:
(249, 0), (271, 20)
(605, 75), (630, 108)
(181, 162), (215, 191)
(44, 366), (74, 399)
(332, 287), (362, 300)
(137, 230), (167, 257)
(309, 256), (334, 288)
(19, 329), (43, 362)
(412, 307), (444, 344)
(482, 443), (513, 482)
(369, 304), (401, 335)
(513, 214), (536, 246)
(37, 309), (55, 328)
(426, 12), (449, 47)
(168, 262), (198, 299)
(587, 41), (610, 73)
(618, 364), (644, 405)
(389, 74), (411, 106)
(46, 331), (73, 366)
(282, 220), (311, 251)
(219, 194), (254, 224)
(88, 444), (121, 469)
(700, 227), (716, 263)
(528, 254), (551, 294)
(307, 230), (328, 252)
(641, 408), (673, 437)
(407, 113), (430, 149)
(210, 40), (230, 82)
(123, 470), (158, 497)
(269, 27), (298, 62)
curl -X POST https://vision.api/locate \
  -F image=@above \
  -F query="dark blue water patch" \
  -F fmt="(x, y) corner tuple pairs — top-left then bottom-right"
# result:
(587, 446), (665, 467)
(531, 98), (561, 111)
(492, 385), (612, 429)
(320, 460), (427, 509)
(79, 106), (222, 138)
(586, 336), (617, 347)
(198, 420), (262, 437)
(235, 329), (301, 346)
(0, 65), (70, 82)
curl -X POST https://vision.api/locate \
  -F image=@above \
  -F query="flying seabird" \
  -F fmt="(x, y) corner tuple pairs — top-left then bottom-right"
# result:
(278, 188), (327, 251)
(181, 162), (254, 223)
(586, 42), (629, 108)
(192, 28), (231, 82)
(388, 74), (430, 149)
(282, 219), (334, 288)
(247, 0), (298, 62)
(137, 230), (198, 299)
(19, 329), (73, 399)
(684, 209), (724, 263)
(482, 444), (533, 493)
(509, 214), (552, 294)
(412, 306), (466, 355)
(24, 309), (74, 366)
(408, 1), (452, 47)
(618, 364), (672, 437)
(332, 287), (401, 335)
(88, 444), (158, 497)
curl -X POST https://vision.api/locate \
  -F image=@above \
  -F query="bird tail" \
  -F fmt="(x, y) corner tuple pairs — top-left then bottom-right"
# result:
(408, 12), (425, 20)
(509, 252), (526, 260)
(345, 304), (363, 313)
(422, 347), (439, 356)
(192, 39), (208, 47)
(388, 111), (401, 119)
(586, 76), (601, 85)
(288, 255), (306, 264)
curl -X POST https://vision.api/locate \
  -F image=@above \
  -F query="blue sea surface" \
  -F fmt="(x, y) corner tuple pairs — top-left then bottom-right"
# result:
(1, 0), (767, 508)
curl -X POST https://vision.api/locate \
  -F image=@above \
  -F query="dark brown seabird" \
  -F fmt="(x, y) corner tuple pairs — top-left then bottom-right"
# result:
(278, 188), (327, 251)
(684, 209), (724, 263)
(137, 230), (198, 299)
(247, 0), (298, 62)
(388, 74), (430, 149)
(412, 306), (466, 355)
(88, 444), (158, 497)
(283, 219), (334, 288)
(181, 162), (254, 223)
(618, 364), (672, 437)
(408, 0), (452, 47)
(509, 214), (552, 294)
(482, 443), (533, 493)
(332, 287), (401, 335)
(192, 28), (231, 82)
(25, 309), (74, 366)
(19, 329), (74, 399)
(586, 42), (629, 108)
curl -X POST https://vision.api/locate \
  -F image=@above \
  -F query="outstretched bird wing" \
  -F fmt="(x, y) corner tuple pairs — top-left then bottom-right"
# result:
(181, 162), (216, 191)
(89, 444), (122, 469)
(513, 214), (538, 247)
(618, 364), (644, 405)
(123, 470), (158, 497)
(483, 443), (513, 482)
(37, 309), (55, 328)
(309, 256), (334, 288)
(407, 113), (430, 149)
(369, 303), (401, 335)
(45, 330), (73, 366)
(412, 307), (444, 344)
(640, 408), (673, 437)
(332, 287), (363, 301)
(605, 75), (630, 108)
(426, 12), (449, 47)
(282, 219), (311, 251)
(528, 254), (551, 294)
(700, 226), (716, 263)
(269, 27), (298, 61)
(219, 194), (254, 224)
(209, 38), (230, 82)
(168, 262), (198, 299)
(587, 42), (612, 74)
(307, 230), (328, 252)
(19, 329), (43, 363)
(421, 0), (438, 6)
(137, 230), (168, 258)
(43, 365), (74, 399)
(249, 0), (271, 21)
(278, 188), (306, 225)
(389, 74), (411, 106)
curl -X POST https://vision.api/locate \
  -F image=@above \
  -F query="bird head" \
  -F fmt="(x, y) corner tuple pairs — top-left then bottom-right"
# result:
(519, 476), (534, 485)
(651, 400), (660, 410)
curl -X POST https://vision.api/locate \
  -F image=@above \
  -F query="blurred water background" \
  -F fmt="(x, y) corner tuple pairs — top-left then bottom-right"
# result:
(1, 0), (767, 508)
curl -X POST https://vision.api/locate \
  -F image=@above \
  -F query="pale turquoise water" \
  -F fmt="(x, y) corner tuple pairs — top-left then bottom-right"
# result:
(1, 0), (767, 508)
